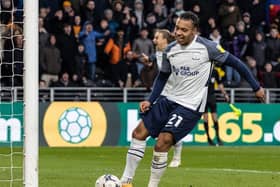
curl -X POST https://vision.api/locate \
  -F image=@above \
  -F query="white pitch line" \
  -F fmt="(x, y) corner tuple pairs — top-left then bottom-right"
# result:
(184, 168), (280, 175)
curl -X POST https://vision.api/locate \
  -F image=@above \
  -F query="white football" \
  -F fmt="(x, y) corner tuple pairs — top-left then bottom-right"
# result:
(95, 174), (121, 187)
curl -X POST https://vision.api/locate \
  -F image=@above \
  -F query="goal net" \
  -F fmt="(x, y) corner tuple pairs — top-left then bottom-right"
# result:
(0, 0), (38, 186)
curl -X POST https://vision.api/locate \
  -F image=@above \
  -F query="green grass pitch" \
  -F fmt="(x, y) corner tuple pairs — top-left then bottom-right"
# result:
(1, 146), (280, 187)
(39, 146), (279, 187)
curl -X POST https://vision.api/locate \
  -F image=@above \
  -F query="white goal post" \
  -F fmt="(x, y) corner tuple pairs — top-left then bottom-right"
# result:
(23, 0), (39, 186)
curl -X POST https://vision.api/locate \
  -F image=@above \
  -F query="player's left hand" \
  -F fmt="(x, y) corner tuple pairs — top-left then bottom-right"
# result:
(140, 101), (151, 113)
(255, 87), (265, 103)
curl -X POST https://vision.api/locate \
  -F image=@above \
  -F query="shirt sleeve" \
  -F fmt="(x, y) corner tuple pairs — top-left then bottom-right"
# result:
(208, 43), (229, 64)
(197, 36), (229, 65)
(160, 51), (171, 73)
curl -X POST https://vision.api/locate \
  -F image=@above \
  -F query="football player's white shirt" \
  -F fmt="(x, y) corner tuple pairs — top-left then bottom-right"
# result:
(161, 35), (229, 112)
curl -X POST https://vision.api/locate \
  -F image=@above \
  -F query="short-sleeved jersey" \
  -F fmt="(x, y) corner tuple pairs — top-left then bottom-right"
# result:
(161, 35), (229, 112)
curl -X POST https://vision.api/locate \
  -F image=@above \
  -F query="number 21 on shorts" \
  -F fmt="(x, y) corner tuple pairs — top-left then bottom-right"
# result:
(166, 114), (183, 128)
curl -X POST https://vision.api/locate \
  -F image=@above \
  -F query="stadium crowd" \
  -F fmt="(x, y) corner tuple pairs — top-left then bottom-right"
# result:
(1, 0), (280, 89)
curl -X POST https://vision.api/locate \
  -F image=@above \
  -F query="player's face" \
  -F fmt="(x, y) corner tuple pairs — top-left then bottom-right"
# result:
(153, 32), (167, 51)
(174, 18), (197, 45)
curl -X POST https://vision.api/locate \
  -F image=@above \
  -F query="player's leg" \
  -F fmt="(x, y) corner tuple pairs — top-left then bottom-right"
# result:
(168, 140), (183, 167)
(203, 112), (215, 145)
(148, 132), (174, 187)
(122, 96), (171, 186)
(211, 112), (223, 145)
(148, 104), (202, 187)
(121, 120), (149, 185)
(209, 98), (223, 146)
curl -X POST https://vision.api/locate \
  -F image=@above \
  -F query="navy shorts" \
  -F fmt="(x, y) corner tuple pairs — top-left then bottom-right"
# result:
(141, 96), (202, 143)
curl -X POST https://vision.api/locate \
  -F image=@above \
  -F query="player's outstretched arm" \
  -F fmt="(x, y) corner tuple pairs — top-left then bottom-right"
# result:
(224, 53), (265, 102)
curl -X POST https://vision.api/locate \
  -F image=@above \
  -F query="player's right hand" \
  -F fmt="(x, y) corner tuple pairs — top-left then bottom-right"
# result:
(141, 53), (149, 62)
(140, 101), (151, 113)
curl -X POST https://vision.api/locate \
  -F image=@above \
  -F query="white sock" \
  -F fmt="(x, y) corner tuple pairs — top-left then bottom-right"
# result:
(172, 140), (183, 160)
(121, 138), (146, 183)
(148, 151), (168, 187)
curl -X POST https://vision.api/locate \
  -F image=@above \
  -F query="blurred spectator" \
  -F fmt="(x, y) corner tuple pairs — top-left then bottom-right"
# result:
(242, 12), (256, 40)
(71, 73), (85, 87)
(134, 0), (145, 29)
(50, 72), (73, 87)
(152, 3), (168, 28)
(221, 24), (241, 87)
(140, 55), (158, 90)
(79, 21), (108, 81)
(236, 21), (250, 59)
(63, 2), (76, 25)
(104, 8), (119, 37)
(259, 62), (280, 88)
(209, 27), (222, 44)
(183, 0), (217, 20)
(202, 17), (218, 38)
(123, 51), (140, 88)
(265, 27), (280, 66)
(166, 13), (178, 32)
(38, 7), (51, 34)
(153, 0), (168, 19)
(81, 0), (99, 27)
(248, 0), (266, 29)
(240, 56), (258, 88)
(39, 16), (50, 49)
(249, 31), (267, 70)
(121, 12), (139, 45)
(144, 13), (158, 39)
(48, 9), (65, 34)
(39, 79), (48, 89)
(56, 23), (78, 75)
(69, 0), (83, 15)
(132, 27), (155, 75)
(62, 1), (73, 15)
(40, 34), (62, 86)
(218, 0), (241, 34)
(39, 0), (61, 16)
(93, 0), (111, 21)
(112, 0), (125, 25)
(72, 14), (82, 40)
(75, 43), (88, 79)
(104, 28), (131, 87)
(169, 0), (185, 17)
(259, 62), (280, 101)
(95, 19), (111, 74)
